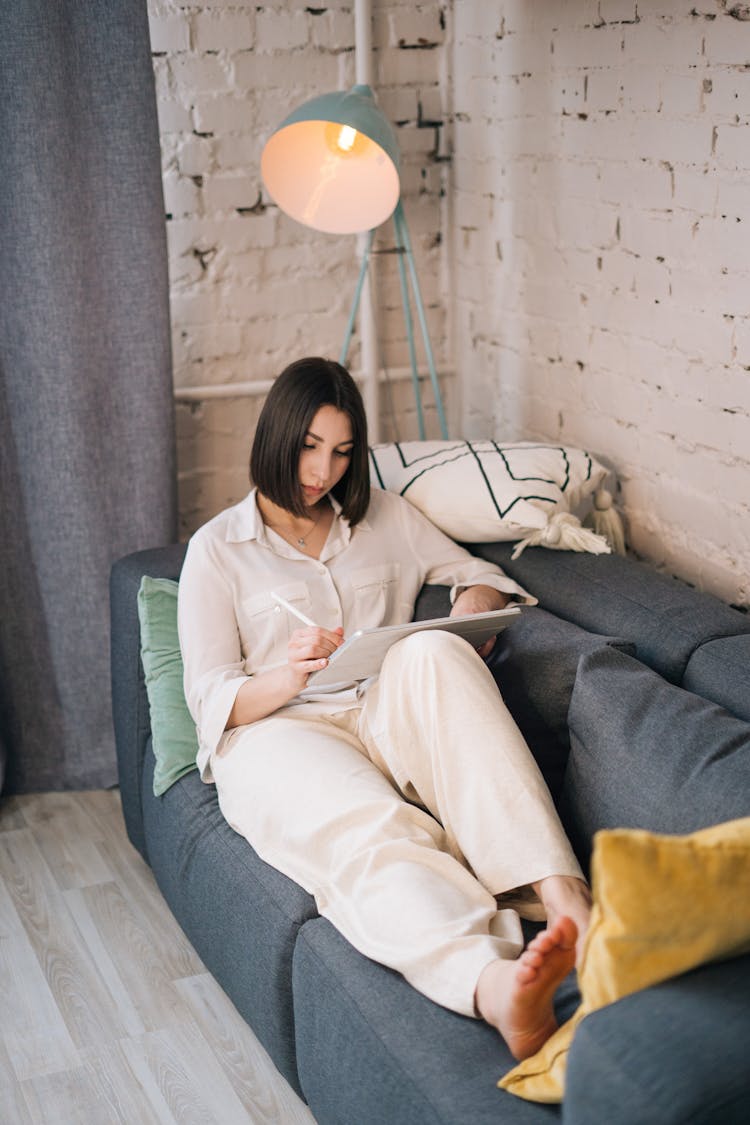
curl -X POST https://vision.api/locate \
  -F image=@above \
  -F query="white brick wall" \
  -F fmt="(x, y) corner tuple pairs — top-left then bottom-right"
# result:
(451, 0), (750, 609)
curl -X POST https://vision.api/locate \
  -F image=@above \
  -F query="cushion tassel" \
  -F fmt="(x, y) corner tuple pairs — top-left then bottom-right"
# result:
(511, 512), (612, 559)
(583, 489), (626, 555)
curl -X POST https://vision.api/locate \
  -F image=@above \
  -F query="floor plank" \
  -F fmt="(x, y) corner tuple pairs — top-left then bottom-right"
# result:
(63, 885), (148, 1038)
(0, 852), (81, 1080)
(0, 827), (135, 1049)
(20, 1061), (128, 1125)
(22, 791), (115, 890)
(0, 790), (317, 1125)
(78, 1041), (166, 1125)
(176, 974), (318, 1125)
(95, 829), (205, 984)
(121, 1020), (253, 1125)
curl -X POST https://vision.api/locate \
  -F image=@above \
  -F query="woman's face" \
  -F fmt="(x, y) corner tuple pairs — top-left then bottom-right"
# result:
(298, 405), (354, 507)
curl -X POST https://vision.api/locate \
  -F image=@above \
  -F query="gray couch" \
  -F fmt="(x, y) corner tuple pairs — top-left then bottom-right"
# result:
(110, 540), (750, 1124)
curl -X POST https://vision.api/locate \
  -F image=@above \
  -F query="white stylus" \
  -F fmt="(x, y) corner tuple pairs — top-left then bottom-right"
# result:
(271, 591), (318, 627)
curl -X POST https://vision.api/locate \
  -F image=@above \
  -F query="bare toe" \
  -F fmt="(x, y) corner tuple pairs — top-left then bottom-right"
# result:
(476, 917), (578, 1060)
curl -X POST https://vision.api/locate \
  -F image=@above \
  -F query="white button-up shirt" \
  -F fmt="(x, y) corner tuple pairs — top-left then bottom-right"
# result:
(178, 487), (536, 781)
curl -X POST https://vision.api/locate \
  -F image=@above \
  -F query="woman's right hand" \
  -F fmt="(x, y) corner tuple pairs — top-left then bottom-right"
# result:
(226, 624), (345, 731)
(286, 625), (345, 690)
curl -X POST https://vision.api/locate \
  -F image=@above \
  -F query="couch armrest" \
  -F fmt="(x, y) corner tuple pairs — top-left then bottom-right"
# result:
(564, 955), (750, 1124)
(109, 543), (187, 859)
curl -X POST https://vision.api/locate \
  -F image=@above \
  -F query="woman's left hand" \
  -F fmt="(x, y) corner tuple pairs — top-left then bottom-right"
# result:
(450, 584), (511, 659)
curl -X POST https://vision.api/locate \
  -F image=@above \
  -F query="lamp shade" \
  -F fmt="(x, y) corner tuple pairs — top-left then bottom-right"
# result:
(261, 84), (401, 235)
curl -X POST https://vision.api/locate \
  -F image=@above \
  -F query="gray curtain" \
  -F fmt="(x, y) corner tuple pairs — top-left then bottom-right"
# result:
(0, 1), (177, 793)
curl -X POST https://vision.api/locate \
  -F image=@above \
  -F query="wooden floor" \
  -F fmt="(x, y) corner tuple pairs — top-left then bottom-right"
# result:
(0, 789), (317, 1125)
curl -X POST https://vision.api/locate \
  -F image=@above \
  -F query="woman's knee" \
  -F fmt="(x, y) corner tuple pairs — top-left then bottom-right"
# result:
(384, 629), (487, 682)
(391, 628), (476, 663)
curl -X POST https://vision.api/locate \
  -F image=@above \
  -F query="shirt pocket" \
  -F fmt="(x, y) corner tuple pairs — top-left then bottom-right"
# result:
(238, 580), (313, 671)
(349, 562), (403, 628)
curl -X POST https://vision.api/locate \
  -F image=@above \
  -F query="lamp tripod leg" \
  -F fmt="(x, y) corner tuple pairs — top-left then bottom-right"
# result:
(339, 229), (375, 367)
(394, 201), (448, 439)
(393, 213), (426, 440)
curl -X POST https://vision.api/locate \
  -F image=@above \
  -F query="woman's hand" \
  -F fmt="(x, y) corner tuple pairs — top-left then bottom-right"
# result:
(287, 625), (345, 691)
(451, 584), (511, 659)
(226, 624), (345, 731)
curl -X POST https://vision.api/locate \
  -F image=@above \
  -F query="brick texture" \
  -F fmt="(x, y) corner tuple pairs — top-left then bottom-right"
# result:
(149, 0), (749, 610)
(451, 1), (750, 609)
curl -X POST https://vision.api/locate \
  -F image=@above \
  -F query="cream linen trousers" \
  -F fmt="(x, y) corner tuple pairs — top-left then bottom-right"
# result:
(211, 630), (583, 1018)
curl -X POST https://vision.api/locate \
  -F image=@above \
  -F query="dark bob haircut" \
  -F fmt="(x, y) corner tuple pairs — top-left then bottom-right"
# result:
(250, 356), (370, 525)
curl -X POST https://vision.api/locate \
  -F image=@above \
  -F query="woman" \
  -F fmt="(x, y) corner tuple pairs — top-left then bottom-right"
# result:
(178, 356), (591, 1061)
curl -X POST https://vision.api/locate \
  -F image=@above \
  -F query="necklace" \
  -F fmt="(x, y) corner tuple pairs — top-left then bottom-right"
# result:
(271, 504), (327, 548)
(296, 509), (323, 547)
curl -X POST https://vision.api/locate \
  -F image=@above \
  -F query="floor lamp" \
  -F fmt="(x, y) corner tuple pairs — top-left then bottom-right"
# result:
(261, 83), (449, 440)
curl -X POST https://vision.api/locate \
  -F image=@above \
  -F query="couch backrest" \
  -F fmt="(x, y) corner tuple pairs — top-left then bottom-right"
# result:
(470, 542), (750, 705)
(682, 634), (750, 723)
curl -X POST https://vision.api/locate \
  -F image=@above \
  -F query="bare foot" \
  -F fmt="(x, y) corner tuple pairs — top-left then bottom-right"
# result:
(475, 916), (578, 1060)
(532, 875), (592, 964)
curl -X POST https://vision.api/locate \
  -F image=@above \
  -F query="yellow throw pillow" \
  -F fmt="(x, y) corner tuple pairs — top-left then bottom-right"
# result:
(499, 817), (750, 1103)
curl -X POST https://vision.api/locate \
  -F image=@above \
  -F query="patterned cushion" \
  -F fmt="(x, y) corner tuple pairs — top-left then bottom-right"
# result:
(369, 440), (614, 550)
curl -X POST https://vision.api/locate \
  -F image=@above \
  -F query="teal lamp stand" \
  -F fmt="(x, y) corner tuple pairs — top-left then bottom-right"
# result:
(339, 200), (448, 440)
(261, 84), (449, 440)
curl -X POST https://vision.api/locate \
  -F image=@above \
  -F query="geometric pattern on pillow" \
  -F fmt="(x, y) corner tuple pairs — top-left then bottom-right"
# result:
(137, 575), (199, 796)
(368, 440), (610, 544)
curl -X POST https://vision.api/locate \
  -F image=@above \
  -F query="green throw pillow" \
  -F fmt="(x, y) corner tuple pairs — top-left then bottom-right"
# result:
(137, 576), (199, 796)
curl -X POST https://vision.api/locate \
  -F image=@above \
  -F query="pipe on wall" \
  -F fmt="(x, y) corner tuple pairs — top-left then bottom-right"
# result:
(354, 0), (380, 441)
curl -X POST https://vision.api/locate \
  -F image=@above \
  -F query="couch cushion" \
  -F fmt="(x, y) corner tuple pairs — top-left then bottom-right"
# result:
(564, 956), (750, 1125)
(413, 583), (453, 621)
(137, 576), (199, 796)
(560, 647), (750, 869)
(140, 746), (318, 1096)
(683, 634), (750, 722)
(369, 439), (611, 546)
(293, 916), (578, 1125)
(486, 608), (633, 801)
(469, 543), (750, 683)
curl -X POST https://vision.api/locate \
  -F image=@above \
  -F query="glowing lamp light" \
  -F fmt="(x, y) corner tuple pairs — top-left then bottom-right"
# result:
(334, 124), (358, 152)
(261, 84), (400, 236)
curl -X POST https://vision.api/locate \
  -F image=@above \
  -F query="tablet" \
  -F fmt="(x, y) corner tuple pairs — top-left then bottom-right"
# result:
(305, 606), (522, 689)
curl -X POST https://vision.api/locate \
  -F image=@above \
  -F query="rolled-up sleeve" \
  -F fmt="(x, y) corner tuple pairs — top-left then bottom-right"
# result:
(177, 533), (250, 777)
(399, 498), (537, 606)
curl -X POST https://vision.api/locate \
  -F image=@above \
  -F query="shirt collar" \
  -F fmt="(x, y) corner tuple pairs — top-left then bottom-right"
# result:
(224, 489), (264, 544)
(224, 487), (371, 551)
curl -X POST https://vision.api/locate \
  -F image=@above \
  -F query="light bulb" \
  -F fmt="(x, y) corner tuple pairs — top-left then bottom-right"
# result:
(323, 120), (369, 159)
(336, 125), (357, 152)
